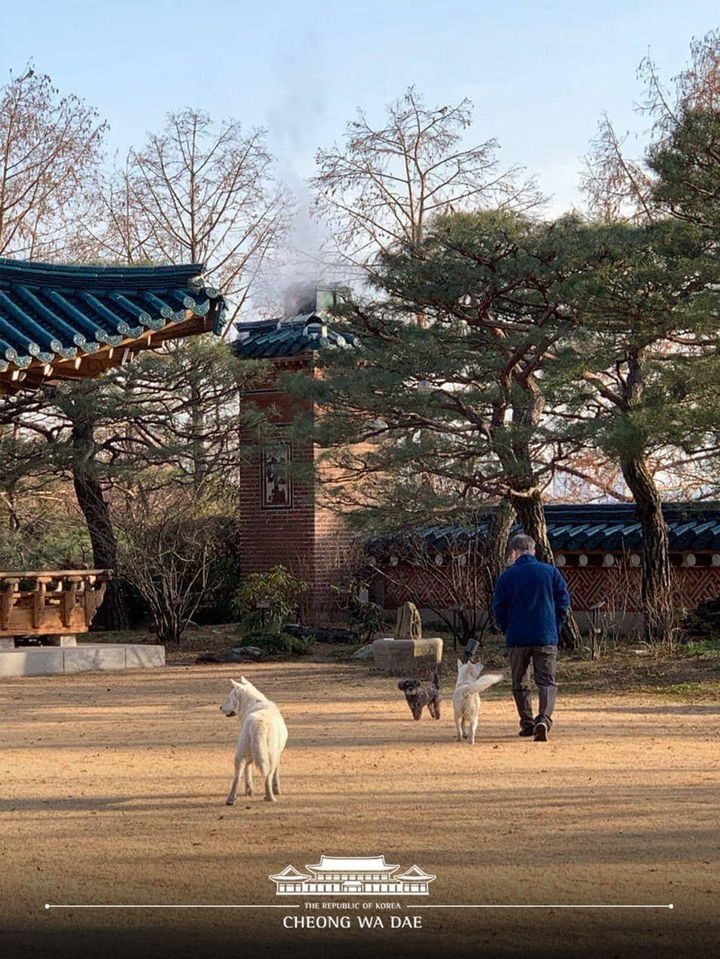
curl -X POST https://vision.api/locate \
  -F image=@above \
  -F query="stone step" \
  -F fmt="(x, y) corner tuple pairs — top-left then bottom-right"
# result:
(0, 643), (165, 677)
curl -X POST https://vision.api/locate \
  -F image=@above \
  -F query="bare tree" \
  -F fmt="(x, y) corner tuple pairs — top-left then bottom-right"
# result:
(312, 87), (537, 268)
(582, 30), (720, 222)
(115, 487), (224, 644)
(86, 108), (288, 327)
(0, 67), (106, 259)
(581, 115), (655, 223)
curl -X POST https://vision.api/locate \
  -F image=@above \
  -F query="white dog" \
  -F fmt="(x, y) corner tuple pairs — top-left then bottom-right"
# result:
(219, 677), (288, 805)
(452, 659), (503, 745)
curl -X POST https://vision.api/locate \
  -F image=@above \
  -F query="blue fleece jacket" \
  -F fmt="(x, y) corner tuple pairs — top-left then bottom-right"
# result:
(492, 554), (571, 647)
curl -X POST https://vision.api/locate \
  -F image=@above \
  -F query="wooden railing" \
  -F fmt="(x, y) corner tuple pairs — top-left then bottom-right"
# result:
(0, 570), (112, 639)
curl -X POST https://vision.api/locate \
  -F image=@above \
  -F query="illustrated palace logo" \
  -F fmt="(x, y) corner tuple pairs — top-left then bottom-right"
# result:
(269, 855), (435, 896)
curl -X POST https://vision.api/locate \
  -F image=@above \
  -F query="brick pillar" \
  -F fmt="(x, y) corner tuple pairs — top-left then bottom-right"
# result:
(239, 361), (354, 623)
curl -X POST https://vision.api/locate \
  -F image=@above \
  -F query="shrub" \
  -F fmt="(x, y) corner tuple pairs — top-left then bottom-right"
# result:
(331, 577), (385, 642)
(233, 565), (310, 629)
(240, 629), (313, 656)
(116, 491), (231, 643)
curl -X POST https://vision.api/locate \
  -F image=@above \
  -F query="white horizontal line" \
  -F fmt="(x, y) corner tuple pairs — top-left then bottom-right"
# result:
(413, 904), (674, 910)
(44, 903), (676, 912)
(45, 904), (299, 910)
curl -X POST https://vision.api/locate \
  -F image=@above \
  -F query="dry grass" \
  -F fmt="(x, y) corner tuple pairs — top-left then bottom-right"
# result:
(0, 650), (718, 959)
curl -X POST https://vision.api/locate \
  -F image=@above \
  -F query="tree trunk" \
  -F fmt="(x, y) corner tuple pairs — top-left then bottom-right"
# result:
(481, 500), (515, 644)
(485, 500), (515, 585)
(509, 488), (553, 562)
(490, 380), (579, 648)
(71, 422), (129, 630)
(509, 488), (581, 651)
(621, 454), (674, 645)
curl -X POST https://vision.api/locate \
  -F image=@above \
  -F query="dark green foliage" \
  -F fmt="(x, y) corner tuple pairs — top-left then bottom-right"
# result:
(331, 579), (385, 642)
(650, 108), (720, 229)
(680, 597), (720, 641)
(239, 629), (313, 656)
(293, 210), (583, 521)
(232, 564), (310, 628)
(183, 516), (242, 625)
(0, 507), (90, 570)
(291, 194), (720, 645)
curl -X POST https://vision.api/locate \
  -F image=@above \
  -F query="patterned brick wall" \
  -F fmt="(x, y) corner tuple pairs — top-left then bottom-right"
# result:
(563, 565), (720, 612)
(380, 559), (720, 613)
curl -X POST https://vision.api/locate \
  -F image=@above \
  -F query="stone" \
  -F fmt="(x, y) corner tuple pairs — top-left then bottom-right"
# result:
(372, 637), (443, 675)
(63, 646), (127, 673)
(352, 644), (375, 660)
(394, 602), (422, 641)
(0, 642), (166, 677)
(233, 646), (265, 661)
(0, 648), (65, 676)
(123, 645), (166, 669)
(283, 624), (358, 644)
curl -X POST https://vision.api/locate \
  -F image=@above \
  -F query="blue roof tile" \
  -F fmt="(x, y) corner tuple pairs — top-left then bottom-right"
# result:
(233, 313), (361, 360)
(369, 503), (720, 558)
(0, 258), (225, 389)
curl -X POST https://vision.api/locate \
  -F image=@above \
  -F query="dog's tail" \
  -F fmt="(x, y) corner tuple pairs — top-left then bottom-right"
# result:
(464, 673), (503, 694)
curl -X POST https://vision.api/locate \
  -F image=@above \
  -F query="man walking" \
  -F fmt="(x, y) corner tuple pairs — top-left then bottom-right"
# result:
(491, 534), (571, 741)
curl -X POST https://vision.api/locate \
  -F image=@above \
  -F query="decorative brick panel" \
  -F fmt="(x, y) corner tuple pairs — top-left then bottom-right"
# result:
(673, 567), (720, 609)
(378, 559), (720, 613)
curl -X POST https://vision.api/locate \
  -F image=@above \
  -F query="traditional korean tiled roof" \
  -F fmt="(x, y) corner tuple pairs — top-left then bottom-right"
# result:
(232, 313), (360, 360)
(0, 259), (225, 390)
(549, 504), (720, 552)
(368, 503), (720, 559)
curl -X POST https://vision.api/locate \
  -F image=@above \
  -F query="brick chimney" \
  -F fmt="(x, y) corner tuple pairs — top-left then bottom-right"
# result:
(234, 283), (359, 623)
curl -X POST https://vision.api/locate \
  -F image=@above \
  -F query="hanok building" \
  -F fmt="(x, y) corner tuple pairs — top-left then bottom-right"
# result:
(233, 285), (360, 618)
(369, 503), (720, 630)
(269, 855), (435, 896)
(0, 258), (224, 676)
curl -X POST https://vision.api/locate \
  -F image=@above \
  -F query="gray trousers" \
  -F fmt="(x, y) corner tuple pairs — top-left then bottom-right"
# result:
(507, 645), (558, 729)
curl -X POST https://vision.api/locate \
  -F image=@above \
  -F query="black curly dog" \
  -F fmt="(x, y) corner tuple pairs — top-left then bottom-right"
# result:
(398, 669), (441, 720)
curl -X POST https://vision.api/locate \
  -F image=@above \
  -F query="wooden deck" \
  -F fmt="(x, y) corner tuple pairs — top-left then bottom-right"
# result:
(0, 570), (112, 643)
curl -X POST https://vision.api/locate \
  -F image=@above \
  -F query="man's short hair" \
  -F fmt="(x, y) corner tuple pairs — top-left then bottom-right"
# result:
(509, 534), (536, 555)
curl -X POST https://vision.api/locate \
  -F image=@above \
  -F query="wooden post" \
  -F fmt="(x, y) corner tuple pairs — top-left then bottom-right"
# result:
(0, 580), (18, 631)
(61, 578), (79, 628)
(32, 579), (49, 630)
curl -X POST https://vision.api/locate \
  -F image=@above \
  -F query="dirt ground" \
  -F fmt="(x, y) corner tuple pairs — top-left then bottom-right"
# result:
(0, 653), (718, 959)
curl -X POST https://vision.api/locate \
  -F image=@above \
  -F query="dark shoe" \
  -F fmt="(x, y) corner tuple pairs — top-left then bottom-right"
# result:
(533, 721), (549, 742)
(518, 726), (535, 737)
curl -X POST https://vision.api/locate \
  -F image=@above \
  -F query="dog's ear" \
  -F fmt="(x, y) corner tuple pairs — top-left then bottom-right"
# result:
(238, 675), (247, 684)
(231, 679), (242, 689)
(457, 659), (463, 672)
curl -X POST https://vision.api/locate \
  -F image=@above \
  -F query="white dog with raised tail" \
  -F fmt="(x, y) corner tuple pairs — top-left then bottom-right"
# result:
(453, 660), (503, 745)
(219, 677), (288, 805)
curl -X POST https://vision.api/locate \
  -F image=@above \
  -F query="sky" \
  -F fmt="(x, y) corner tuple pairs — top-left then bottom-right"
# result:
(0, 1), (718, 222)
